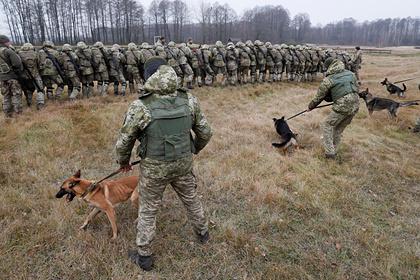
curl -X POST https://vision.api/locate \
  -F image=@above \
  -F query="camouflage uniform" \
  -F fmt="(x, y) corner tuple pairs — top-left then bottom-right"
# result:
(17, 43), (44, 108)
(308, 59), (359, 157)
(266, 42), (282, 82)
(254, 40), (267, 83)
(245, 40), (257, 83)
(188, 43), (204, 87)
(272, 44), (284, 82)
(165, 42), (183, 83)
(0, 37), (23, 117)
(308, 47), (320, 81)
(75, 42), (95, 98)
(200, 44), (214, 86)
(92, 42), (110, 96)
(155, 45), (167, 59)
(59, 44), (81, 100)
(281, 44), (293, 81)
(109, 44), (127, 96)
(39, 41), (65, 100)
(236, 42), (251, 84)
(301, 46), (312, 82)
(295, 46), (306, 82)
(115, 64), (212, 257)
(225, 43), (238, 85)
(140, 43), (156, 61)
(290, 46), (300, 81)
(178, 43), (194, 88)
(351, 47), (363, 82)
(125, 43), (144, 95)
(211, 41), (227, 85)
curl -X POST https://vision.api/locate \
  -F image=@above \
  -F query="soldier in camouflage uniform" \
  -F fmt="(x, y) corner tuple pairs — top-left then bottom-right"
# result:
(225, 42), (238, 86)
(281, 44), (293, 81)
(154, 45), (166, 59)
(200, 44), (215, 86)
(245, 40), (257, 83)
(125, 43), (144, 95)
(308, 46), (320, 82)
(295, 45), (306, 82)
(301, 46), (312, 82)
(211, 41), (227, 86)
(273, 44), (284, 82)
(178, 43), (194, 89)
(140, 43), (156, 61)
(165, 41), (183, 84)
(289, 45), (300, 81)
(92, 42), (110, 96)
(316, 47), (326, 77)
(0, 35), (23, 117)
(264, 42), (275, 82)
(116, 57), (212, 271)
(75, 42), (95, 98)
(236, 42), (251, 84)
(254, 40), (267, 83)
(308, 58), (359, 159)
(109, 44), (127, 96)
(188, 43), (204, 87)
(351, 46), (363, 83)
(17, 43), (44, 108)
(59, 44), (81, 100)
(39, 41), (65, 101)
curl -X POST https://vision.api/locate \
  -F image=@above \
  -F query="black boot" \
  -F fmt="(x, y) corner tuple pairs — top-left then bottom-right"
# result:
(128, 250), (154, 271)
(197, 231), (210, 244)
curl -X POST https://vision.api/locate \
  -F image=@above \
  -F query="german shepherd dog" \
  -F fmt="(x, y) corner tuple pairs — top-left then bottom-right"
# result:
(358, 88), (419, 118)
(272, 117), (299, 155)
(56, 170), (139, 239)
(381, 78), (407, 98)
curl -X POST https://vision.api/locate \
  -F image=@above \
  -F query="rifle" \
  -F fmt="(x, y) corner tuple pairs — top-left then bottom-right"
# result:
(99, 48), (111, 71)
(64, 51), (81, 78)
(42, 47), (65, 80)
(21, 63), (43, 92)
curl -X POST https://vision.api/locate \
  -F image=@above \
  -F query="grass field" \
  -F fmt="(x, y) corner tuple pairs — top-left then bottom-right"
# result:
(0, 52), (419, 279)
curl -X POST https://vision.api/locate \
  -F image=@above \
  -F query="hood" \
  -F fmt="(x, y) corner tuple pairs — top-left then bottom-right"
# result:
(326, 59), (345, 76)
(144, 65), (178, 95)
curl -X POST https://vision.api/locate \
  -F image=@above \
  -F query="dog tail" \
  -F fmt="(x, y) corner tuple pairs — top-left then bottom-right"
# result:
(272, 134), (293, 148)
(399, 100), (420, 107)
(403, 83), (407, 92)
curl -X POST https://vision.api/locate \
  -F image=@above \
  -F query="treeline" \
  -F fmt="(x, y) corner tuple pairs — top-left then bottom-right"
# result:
(1, 0), (419, 46)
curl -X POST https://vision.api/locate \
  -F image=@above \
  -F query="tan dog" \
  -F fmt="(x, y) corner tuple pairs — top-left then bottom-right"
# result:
(56, 170), (139, 239)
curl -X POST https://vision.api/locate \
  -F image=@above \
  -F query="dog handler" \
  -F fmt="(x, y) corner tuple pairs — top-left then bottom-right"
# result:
(115, 57), (212, 271)
(308, 58), (359, 159)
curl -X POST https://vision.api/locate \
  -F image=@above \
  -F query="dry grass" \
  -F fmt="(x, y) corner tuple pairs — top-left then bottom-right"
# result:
(0, 52), (419, 280)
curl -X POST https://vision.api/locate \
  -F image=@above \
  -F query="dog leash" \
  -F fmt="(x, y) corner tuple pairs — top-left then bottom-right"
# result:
(287, 103), (333, 121)
(393, 76), (420, 84)
(81, 160), (141, 199)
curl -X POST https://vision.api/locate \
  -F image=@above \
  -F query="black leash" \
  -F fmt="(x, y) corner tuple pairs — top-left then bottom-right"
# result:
(393, 77), (420, 84)
(287, 103), (333, 120)
(81, 160), (141, 198)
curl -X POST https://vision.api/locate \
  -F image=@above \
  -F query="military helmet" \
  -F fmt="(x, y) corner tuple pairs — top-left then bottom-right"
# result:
(21, 42), (34, 51)
(168, 41), (176, 47)
(76, 41), (87, 49)
(155, 45), (164, 52)
(0, 35), (10, 44)
(111, 44), (120, 51)
(254, 40), (262, 46)
(127, 42), (137, 50)
(43, 41), (55, 48)
(144, 56), (168, 81)
(280, 44), (287, 49)
(324, 57), (336, 69)
(62, 44), (73, 51)
(179, 42), (186, 47)
(201, 44), (209, 50)
(215, 41), (223, 48)
(93, 41), (104, 48)
(245, 40), (254, 47)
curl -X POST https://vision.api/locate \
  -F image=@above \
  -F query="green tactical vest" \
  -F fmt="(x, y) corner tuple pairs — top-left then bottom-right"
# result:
(0, 47), (12, 74)
(328, 70), (358, 102)
(139, 91), (194, 161)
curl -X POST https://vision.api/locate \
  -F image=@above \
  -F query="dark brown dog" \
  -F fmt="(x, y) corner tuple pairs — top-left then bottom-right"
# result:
(56, 170), (139, 239)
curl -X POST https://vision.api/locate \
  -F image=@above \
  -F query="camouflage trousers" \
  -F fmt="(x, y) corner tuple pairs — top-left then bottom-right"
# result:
(1, 79), (22, 117)
(80, 74), (95, 98)
(323, 94), (359, 156)
(42, 75), (64, 100)
(95, 71), (109, 96)
(238, 66), (249, 84)
(127, 71), (143, 95)
(66, 76), (81, 100)
(136, 171), (208, 256)
(20, 77), (44, 107)
(180, 63), (194, 83)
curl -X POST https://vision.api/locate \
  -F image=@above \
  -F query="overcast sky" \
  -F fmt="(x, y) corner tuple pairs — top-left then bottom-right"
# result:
(1, 0), (419, 35)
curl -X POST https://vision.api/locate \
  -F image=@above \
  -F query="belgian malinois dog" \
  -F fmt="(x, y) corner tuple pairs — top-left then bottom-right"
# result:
(381, 78), (407, 98)
(56, 170), (139, 239)
(272, 117), (299, 155)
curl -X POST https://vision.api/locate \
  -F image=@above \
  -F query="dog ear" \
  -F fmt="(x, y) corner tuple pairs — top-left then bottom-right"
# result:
(366, 88), (369, 93)
(74, 170), (81, 178)
(281, 116), (285, 120)
(272, 118), (277, 122)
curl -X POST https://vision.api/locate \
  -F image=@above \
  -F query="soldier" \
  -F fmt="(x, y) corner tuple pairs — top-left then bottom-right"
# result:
(188, 43), (204, 87)
(254, 40), (267, 83)
(266, 42), (282, 82)
(109, 44), (127, 96)
(316, 47), (327, 77)
(0, 35), (23, 117)
(39, 41), (65, 101)
(59, 44), (81, 100)
(272, 44), (284, 82)
(178, 43), (194, 89)
(140, 43), (156, 61)
(17, 43), (44, 109)
(92, 41), (110, 96)
(308, 46), (320, 82)
(200, 44), (215, 86)
(125, 43), (144, 95)
(289, 46), (300, 82)
(211, 41), (227, 85)
(351, 46), (363, 83)
(281, 44), (293, 81)
(225, 42), (238, 86)
(301, 46), (312, 82)
(295, 45), (307, 82)
(165, 41), (183, 84)
(236, 42), (251, 84)
(245, 40), (257, 83)
(75, 42), (95, 98)
(115, 57), (212, 271)
(154, 45), (166, 59)
(308, 58), (359, 159)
